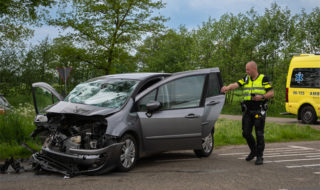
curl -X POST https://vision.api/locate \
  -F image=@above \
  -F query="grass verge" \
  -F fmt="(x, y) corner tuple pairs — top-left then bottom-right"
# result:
(214, 118), (320, 147)
(0, 105), (40, 160)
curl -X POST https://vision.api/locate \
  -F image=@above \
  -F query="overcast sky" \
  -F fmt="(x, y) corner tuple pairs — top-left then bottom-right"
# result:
(30, 0), (320, 45)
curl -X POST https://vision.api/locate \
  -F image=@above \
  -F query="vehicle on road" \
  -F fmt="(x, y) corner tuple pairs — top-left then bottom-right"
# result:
(0, 95), (12, 114)
(285, 54), (320, 124)
(30, 68), (225, 176)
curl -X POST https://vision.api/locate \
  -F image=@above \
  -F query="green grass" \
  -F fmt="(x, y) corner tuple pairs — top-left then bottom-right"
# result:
(0, 105), (40, 159)
(214, 118), (320, 147)
(6, 94), (33, 107)
(0, 142), (40, 159)
(221, 103), (296, 118)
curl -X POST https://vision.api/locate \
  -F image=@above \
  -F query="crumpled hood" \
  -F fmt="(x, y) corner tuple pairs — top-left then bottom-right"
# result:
(45, 101), (119, 116)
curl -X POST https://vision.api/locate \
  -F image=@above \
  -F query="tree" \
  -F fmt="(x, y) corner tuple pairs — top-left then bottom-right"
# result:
(50, 37), (103, 91)
(51, 0), (167, 74)
(253, 3), (294, 79)
(0, 48), (22, 95)
(21, 38), (56, 93)
(136, 27), (194, 72)
(0, 0), (55, 50)
(297, 7), (320, 53)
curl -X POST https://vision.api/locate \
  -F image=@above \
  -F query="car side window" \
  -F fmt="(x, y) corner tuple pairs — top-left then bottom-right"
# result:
(137, 90), (157, 111)
(137, 78), (163, 94)
(157, 75), (206, 110)
(290, 68), (320, 88)
(207, 73), (222, 97)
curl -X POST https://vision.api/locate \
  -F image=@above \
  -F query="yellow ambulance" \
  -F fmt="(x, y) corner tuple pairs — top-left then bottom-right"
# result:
(285, 54), (320, 124)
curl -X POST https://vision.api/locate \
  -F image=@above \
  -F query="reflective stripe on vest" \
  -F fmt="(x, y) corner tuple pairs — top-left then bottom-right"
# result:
(243, 74), (266, 101)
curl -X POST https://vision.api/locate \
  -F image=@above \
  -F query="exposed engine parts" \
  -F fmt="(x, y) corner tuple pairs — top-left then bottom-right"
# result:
(4, 113), (123, 177)
(34, 113), (111, 153)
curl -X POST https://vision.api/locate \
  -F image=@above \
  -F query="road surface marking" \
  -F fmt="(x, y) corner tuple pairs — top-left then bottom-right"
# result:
(306, 155), (320, 158)
(238, 152), (320, 159)
(286, 164), (320, 168)
(264, 158), (320, 163)
(219, 148), (317, 156)
(288, 145), (315, 150)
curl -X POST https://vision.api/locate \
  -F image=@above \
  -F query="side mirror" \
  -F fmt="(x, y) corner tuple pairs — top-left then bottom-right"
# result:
(146, 100), (161, 112)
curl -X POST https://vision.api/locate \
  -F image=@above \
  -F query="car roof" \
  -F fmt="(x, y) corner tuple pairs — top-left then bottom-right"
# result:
(88, 72), (171, 81)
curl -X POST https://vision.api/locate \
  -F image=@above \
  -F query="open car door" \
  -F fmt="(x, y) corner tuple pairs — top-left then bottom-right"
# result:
(32, 82), (63, 115)
(201, 71), (225, 137)
(31, 82), (63, 138)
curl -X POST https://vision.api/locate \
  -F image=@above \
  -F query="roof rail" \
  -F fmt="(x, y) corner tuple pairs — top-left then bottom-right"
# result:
(289, 53), (301, 56)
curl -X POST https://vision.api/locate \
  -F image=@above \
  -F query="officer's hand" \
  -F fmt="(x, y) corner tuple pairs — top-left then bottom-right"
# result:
(253, 95), (264, 101)
(221, 86), (228, 93)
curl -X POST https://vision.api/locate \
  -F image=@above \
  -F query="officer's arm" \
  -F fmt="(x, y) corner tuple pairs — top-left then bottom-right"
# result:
(221, 82), (239, 93)
(254, 89), (274, 101)
(263, 89), (274, 100)
(262, 76), (274, 100)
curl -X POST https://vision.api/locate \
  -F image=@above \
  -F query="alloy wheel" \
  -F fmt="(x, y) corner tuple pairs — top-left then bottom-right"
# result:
(120, 138), (136, 168)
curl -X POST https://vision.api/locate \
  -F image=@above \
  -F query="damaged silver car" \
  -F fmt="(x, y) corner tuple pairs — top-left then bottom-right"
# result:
(30, 68), (225, 176)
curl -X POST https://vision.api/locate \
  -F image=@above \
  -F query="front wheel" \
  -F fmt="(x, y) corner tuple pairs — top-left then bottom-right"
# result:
(117, 134), (138, 172)
(194, 131), (214, 157)
(301, 105), (317, 124)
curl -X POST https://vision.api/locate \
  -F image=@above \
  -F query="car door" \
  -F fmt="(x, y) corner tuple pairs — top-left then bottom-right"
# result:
(32, 82), (63, 115)
(201, 71), (225, 137)
(31, 82), (64, 139)
(135, 69), (221, 152)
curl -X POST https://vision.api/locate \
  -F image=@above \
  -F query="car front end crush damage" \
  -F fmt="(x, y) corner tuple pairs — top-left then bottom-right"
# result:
(30, 78), (142, 176)
(31, 113), (124, 177)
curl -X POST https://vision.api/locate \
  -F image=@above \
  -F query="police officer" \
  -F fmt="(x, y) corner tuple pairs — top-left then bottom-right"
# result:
(221, 61), (274, 165)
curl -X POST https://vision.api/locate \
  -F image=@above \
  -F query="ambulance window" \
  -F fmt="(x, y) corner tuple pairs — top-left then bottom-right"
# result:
(290, 68), (320, 88)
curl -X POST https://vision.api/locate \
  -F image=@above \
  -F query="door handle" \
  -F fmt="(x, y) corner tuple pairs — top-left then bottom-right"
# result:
(207, 101), (219, 106)
(185, 113), (200, 118)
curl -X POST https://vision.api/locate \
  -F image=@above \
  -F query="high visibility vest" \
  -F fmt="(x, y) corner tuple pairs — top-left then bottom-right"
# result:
(242, 74), (267, 101)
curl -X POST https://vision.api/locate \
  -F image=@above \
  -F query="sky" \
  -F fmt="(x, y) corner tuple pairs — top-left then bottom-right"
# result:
(160, 0), (320, 29)
(30, 0), (320, 45)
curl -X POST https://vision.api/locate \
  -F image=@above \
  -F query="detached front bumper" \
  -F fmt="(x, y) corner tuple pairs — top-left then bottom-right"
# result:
(32, 143), (124, 177)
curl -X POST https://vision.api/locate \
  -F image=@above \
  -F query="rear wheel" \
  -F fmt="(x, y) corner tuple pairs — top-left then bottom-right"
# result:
(194, 131), (214, 157)
(301, 105), (317, 124)
(117, 134), (138, 172)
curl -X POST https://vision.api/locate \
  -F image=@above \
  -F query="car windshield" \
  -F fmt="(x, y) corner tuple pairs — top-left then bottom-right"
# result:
(65, 79), (139, 108)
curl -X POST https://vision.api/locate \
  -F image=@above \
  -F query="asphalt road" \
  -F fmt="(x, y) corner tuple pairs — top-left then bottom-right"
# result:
(1, 141), (319, 190)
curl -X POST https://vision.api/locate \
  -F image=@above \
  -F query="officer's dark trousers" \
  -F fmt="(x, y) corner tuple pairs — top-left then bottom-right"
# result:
(242, 111), (265, 157)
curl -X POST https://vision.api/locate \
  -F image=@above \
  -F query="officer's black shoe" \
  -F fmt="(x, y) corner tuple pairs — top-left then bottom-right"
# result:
(245, 153), (256, 161)
(255, 157), (264, 165)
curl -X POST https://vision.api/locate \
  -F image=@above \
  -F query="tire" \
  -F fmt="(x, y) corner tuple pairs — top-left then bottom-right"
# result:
(194, 131), (214, 158)
(117, 134), (138, 172)
(301, 105), (317, 124)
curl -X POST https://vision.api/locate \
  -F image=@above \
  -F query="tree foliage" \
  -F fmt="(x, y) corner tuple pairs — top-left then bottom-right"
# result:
(0, 0), (55, 50)
(2, 2), (320, 114)
(136, 26), (194, 72)
(136, 3), (320, 109)
(50, 0), (167, 74)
